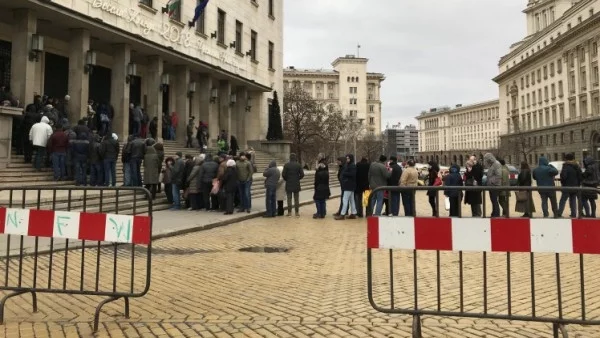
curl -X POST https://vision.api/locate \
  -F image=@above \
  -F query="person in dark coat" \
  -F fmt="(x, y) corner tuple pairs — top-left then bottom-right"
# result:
(334, 156), (346, 216)
(533, 156), (559, 218)
(582, 156), (599, 217)
(282, 153), (305, 217)
(444, 164), (463, 217)
(153, 142), (165, 192)
(387, 156), (402, 216)
(262, 160), (280, 217)
(101, 133), (120, 187)
(558, 153), (583, 218)
(313, 162), (331, 219)
(229, 135), (239, 156)
(355, 157), (371, 217)
(515, 161), (535, 217)
(464, 155), (484, 216)
(427, 161), (441, 216)
(222, 160), (238, 214)
(143, 139), (161, 199)
(336, 154), (357, 220)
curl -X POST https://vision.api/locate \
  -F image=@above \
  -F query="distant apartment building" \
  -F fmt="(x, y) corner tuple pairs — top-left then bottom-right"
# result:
(415, 99), (501, 165)
(283, 55), (386, 135)
(383, 123), (419, 159)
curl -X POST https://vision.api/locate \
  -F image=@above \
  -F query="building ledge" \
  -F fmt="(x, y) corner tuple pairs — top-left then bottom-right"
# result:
(138, 3), (158, 14)
(217, 42), (228, 50)
(195, 31), (208, 39)
(169, 19), (185, 28)
(251, 0), (259, 8)
(251, 59), (259, 65)
(235, 51), (244, 58)
(269, 14), (275, 21)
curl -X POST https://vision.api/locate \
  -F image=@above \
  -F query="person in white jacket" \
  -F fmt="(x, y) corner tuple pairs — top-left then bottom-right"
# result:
(29, 116), (53, 171)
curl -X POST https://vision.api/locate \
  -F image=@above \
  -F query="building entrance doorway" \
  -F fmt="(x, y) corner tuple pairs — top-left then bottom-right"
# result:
(44, 53), (69, 100)
(0, 40), (11, 88)
(89, 66), (111, 104)
(129, 76), (141, 106)
(592, 132), (600, 160)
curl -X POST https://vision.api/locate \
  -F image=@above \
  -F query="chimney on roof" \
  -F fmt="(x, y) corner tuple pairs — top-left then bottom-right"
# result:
(289, 66), (295, 70)
(456, 104), (462, 108)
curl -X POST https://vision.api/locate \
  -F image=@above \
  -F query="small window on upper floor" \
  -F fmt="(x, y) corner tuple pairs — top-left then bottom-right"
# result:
(139, 0), (153, 7)
(578, 16), (583, 23)
(268, 0), (274, 18)
(347, 76), (350, 82)
(567, 23), (572, 30)
(590, 8), (594, 17)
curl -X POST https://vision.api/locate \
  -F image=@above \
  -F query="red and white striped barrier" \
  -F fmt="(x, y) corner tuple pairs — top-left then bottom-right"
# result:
(0, 207), (151, 245)
(367, 216), (600, 254)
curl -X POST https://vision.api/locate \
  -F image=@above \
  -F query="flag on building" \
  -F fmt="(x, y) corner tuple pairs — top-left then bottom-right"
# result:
(188, 0), (210, 27)
(162, 0), (181, 18)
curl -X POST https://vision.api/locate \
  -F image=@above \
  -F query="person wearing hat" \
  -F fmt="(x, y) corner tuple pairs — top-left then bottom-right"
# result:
(222, 159), (238, 214)
(170, 151), (185, 210)
(101, 133), (120, 187)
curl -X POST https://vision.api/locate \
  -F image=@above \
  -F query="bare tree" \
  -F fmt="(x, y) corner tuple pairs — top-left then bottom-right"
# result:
(500, 132), (539, 164)
(282, 86), (326, 164)
(357, 133), (385, 162)
(322, 105), (350, 161)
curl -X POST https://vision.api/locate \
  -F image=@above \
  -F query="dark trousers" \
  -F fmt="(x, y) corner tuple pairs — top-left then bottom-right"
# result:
(277, 200), (284, 216)
(51, 152), (66, 180)
(499, 195), (509, 217)
(287, 191), (300, 214)
(33, 145), (46, 170)
(315, 199), (327, 217)
(265, 186), (276, 216)
(401, 192), (414, 216)
(582, 196), (597, 217)
(145, 184), (157, 199)
(164, 183), (173, 204)
(186, 134), (193, 148)
(23, 139), (32, 162)
(428, 194), (437, 216)
(129, 159), (142, 186)
(74, 159), (88, 186)
(103, 159), (117, 187)
(90, 162), (104, 186)
(558, 192), (578, 217)
(201, 182), (215, 210)
(225, 192), (235, 213)
(390, 192), (401, 216)
(190, 193), (202, 210)
(471, 204), (482, 217)
(449, 196), (460, 217)
(355, 189), (365, 217)
(489, 191), (500, 217)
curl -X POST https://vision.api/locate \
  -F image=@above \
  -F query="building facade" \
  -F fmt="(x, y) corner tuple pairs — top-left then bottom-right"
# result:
(415, 99), (501, 165)
(0, 0), (283, 147)
(494, 0), (600, 164)
(383, 123), (419, 160)
(282, 55), (385, 135)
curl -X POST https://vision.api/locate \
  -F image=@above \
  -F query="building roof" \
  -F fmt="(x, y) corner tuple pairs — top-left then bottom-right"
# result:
(415, 99), (499, 120)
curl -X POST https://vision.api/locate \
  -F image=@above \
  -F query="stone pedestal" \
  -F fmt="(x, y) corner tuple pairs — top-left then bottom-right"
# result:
(247, 140), (292, 163)
(110, 44), (131, 139)
(68, 29), (90, 122)
(10, 9), (37, 105)
(146, 56), (163, 139)
(0, 107), (23, 169)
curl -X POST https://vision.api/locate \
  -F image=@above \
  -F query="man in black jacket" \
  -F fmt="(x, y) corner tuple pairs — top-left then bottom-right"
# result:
(335, 154), (357, 220)
(101, 133), (120, 187)
(125, 135), (146, 187)
(388, 156), (403, 216)
(558, 153), (583, 218)
(355, 157), (371, 217)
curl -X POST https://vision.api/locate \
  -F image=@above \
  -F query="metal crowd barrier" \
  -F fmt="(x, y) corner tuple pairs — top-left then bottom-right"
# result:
(0, 186), (153, 332)
(367, 186), (600, 338)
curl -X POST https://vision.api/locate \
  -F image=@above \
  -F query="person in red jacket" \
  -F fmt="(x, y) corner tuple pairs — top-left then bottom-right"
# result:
(47, 125), (69, 181)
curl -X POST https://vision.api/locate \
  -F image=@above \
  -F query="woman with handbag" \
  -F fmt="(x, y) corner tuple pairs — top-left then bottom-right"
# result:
(515, 161), (536, 217)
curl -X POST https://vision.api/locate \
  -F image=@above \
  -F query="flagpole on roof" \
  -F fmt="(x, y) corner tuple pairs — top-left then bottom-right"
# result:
(357, 43), (361, 57)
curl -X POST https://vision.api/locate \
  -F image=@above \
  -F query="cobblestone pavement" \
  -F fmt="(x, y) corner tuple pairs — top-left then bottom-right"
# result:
(2, 193), (600, 338)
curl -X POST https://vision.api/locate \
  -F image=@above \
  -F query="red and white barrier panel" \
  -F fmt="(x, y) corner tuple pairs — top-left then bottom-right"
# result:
(367, 217), (600, 254)
(0, 207), (151, 245)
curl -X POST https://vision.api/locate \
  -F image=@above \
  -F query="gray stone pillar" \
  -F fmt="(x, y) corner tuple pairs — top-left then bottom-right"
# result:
(218, 80), (232, 141)
(246, 91), (263, 143)
(10, 9), (37, 106)
(234, 86), (248, 149)
(68, 29), (90, 122)
(146, 56), (163, 140)
(198, 75), (218, 146)
(110, 44), (131, 139)
(174, 65), (190, 143)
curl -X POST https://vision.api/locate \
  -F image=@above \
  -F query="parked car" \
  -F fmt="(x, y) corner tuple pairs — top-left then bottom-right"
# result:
(482, 165), (519, 186)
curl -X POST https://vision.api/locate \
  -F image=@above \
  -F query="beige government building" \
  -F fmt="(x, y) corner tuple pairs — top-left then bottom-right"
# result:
(415, 100), (501, 166)
(282, 55), (385, 135)
(495, 0), (600, 164)
(0, 0), (282, 148)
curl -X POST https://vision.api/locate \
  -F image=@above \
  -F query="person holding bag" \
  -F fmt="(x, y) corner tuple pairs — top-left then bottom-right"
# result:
(515, 161), (535, 218)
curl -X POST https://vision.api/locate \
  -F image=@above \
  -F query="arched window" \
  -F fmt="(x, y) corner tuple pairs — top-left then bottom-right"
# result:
(347, 76), (350, 82)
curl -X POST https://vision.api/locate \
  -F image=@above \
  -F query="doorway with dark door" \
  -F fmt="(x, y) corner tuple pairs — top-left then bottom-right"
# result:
(0, 40), (11, 89)
(44, 52), (69, 100)
(592, 132), (600, 160)
(88, 66), (112, 105)
(129, 75), (141, 106)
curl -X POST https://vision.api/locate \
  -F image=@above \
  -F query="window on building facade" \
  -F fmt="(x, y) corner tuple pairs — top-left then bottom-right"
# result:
(328, 93), (333, 99)
(527, 93), (531, 106)
(169, 0), (182, 21)
(553, 134), (557, 145)
(526, 75), (530, 87)
(580, 47), (586, 62)
(250, 30), (257, 61)
(521, 77), (524, 89)
(544, 86), (549, 101)
(369, 117), (374, 125)
(532, 91), (537, 105)
(521, 95), (525, 108)
(569, 72), (576, 93)
(538, 89), (542, 104)
(537, 69), (542, 82)
(581, 68), (587, 90)
(536, 14), (540, 31)
(570, 53), (575, 68)
(268, 41), (274, 69)
(139, 0), (152, 6)
(581, 97), (588, 117)
(550, 62), (555, 76)
(369, 105), (374, 112)
(545, 108), (550, 126)
(569, 100), (576, 120)
(195, 0), (206, 34)
(268, 0), (274, 17)
(217, 9), (226, 45)
(532, 71), (536, 84)
(544, 66), (548, 79)
(558, 80), (564, 96)
(594, 63), (600, 85)
(551, 83), (556, 98)
(559, 105), (565, 123)
(235, 21), (243, 54)
(557, 58), (563, 73)
(594, 95), (600, 115)
(594, 42), (599, 57)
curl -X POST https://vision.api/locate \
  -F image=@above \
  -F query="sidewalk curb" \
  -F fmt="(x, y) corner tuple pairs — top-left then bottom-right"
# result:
(151, 193), (343, 242)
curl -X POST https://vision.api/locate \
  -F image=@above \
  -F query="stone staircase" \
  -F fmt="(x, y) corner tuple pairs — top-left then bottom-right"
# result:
(0, 141), (339, 215)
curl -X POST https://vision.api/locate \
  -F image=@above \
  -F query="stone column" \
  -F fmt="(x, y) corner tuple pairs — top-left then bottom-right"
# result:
(146, 56), (163, 140)
(174, 65), (190, 143)
(109, 44), (131, 138)
(198, 75), (218, 146)
(218, 81), (232, 142)
(68, 29), (90, 122)
(245, 91), (263, 143)
(234, 86), (248, 149)
(10, 9), (37, 106)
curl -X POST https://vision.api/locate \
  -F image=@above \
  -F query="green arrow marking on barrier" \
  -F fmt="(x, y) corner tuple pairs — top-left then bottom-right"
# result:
(6, 211), (18, 228)
(109, 217), (132, 242)
(55, 216), (70, 236)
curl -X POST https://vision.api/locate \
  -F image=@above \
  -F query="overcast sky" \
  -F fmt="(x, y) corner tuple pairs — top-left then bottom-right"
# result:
(283, 0), (526, 130)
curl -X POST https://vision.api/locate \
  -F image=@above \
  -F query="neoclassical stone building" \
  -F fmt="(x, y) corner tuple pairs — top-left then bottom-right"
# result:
(415, 99), (501, 166)
(283, 55), (385, 135)
(0, 0), (283, 148)
(494, 0), (600, 164)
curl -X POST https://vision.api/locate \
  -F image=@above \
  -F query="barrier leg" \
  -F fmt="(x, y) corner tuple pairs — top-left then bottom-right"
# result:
(93, 296), (122, 332)
(31, 291), (37, 313)
(124, 297), (130, 318)
(552, 323), (569, 338)
(412, 315), (422, 338)
(0, 291), (28, 324)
